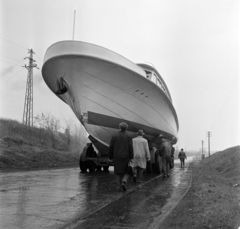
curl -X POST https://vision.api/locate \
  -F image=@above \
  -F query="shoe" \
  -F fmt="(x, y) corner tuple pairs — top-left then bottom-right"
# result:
(133, 176), (136, 183)
(121, 182), (127, 191)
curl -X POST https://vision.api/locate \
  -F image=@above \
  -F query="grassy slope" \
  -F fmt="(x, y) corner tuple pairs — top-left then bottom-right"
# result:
(0, 118), (88, 170)
(161, 146), (240, 229)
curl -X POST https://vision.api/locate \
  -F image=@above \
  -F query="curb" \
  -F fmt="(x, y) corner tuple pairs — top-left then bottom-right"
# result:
(151, 164), (193, 229)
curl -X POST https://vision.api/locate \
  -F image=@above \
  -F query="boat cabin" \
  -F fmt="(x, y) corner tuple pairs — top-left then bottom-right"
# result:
(139, 64), (170, 100)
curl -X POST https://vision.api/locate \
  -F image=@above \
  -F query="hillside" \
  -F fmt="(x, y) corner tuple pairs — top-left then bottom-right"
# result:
(161, 145), (240, 229)
(0, 118), (88, 170)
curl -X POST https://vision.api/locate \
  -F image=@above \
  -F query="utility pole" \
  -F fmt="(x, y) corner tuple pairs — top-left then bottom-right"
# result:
(201, 140), (204, 155)
(22, 49), (39, 127)
(206, 131), (212, 157)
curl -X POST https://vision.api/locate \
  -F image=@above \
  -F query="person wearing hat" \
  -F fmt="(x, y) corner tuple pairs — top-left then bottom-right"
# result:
(132, 130), (151, 183)
(108, 122), (133, 191)
(178, 148), (187, 167)
(159, 136), (172, 178)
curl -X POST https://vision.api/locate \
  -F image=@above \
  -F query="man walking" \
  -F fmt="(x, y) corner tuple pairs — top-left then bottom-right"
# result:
(159, 136), (172, 178)
(178, 148), (187, 167)
(108, 122), (133, 191)
(132, 130), (150, 183)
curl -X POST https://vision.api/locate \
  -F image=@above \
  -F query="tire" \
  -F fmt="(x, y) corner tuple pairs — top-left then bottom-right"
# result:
(154, 153), (162, 174)
(79, 159), (87, 172)
(97, 166), (102, 171)
(103, 166), (109, 172)
(88, 161), (96, 172)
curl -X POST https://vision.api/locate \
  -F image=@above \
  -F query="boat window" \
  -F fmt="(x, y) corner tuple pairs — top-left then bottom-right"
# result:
(151, 73), (157, 84)
(143, 68), (170, 99)
(145, 70), (152, 79)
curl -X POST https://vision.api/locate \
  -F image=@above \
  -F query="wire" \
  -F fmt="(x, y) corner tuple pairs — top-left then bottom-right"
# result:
(0, 36), (28, 50)
(0, 54), (23, 63)
(0, 59), (23, 67)
(34, 54), (43, 63)
(0, 68), (25, 84)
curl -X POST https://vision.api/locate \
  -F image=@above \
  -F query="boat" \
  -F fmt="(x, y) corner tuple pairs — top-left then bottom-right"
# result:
(42, 40), (179, 170)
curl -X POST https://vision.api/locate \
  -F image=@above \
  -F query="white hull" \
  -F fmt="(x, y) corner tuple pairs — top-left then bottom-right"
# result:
(42, 41), (179, 154)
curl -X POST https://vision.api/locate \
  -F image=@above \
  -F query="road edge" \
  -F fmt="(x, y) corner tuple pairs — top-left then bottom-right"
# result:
(151, 164), (193, 229)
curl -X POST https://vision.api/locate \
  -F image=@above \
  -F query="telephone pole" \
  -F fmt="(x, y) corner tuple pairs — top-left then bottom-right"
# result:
(22, 49), (39, 127)
(206, 131), (212, 157)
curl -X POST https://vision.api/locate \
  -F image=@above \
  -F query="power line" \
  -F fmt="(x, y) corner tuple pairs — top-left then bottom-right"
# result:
(0, 54), (23, 63)
(0, 68), (25, 84)
(0, 36), (28, 50)
(34, 53), (43, 63)
(0, 59), (23, 67)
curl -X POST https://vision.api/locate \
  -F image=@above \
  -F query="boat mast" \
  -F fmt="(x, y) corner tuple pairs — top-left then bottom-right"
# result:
(72, 10), (76, 40)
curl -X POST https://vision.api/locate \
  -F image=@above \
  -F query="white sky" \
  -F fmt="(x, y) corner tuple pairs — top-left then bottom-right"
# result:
(0, 0), (239, 151)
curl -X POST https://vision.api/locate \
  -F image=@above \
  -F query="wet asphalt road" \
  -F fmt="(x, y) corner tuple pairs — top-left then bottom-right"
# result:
(0, 158), (193, 229)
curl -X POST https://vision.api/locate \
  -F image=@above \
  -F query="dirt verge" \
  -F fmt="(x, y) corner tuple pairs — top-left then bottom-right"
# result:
(160, 146), (240, 229)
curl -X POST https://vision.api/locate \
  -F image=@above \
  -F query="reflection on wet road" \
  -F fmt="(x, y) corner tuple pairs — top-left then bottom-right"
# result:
(0, 158), (193, 229)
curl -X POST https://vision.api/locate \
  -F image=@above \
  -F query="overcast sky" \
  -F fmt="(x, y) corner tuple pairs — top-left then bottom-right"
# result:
(0, 0), (239, 152)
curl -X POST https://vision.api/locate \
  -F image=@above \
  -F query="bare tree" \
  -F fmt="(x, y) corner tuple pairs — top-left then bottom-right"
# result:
(34, 113), (47, 146)
(34, 113), (61, 149)
(45, 114), (61, 149)
(63, 118), (73, 147)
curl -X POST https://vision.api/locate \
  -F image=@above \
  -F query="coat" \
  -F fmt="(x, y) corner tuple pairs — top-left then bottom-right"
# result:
(159, 140), (172, 158)
(178, 151), (187, 159)
(132, 136), (150, 169)
(108, 130), (133, 174)
(150, 146), (157, 163)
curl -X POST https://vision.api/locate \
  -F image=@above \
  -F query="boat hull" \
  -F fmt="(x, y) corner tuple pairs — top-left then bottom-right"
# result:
(42, 41), (179, 154)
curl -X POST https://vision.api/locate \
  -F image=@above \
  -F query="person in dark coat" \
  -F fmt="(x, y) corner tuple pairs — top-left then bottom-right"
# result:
(159, 136), (172, 178)
(108, 122), (133, 191)
(178, 148), (187, 167)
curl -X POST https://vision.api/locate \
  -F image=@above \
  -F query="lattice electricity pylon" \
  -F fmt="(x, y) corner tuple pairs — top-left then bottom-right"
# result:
(22, 49), (39, 127)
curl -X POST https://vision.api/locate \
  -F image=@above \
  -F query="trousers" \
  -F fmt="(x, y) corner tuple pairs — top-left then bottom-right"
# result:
(162, 156), (171, 175)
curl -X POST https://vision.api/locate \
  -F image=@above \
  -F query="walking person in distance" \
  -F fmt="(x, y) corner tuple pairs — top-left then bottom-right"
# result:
(178, 148), (187, 168)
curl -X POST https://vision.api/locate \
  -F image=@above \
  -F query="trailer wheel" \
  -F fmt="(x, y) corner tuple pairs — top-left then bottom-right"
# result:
(97, 166), (102, 171)
(103, 166), (109, 172)
(79, 159), (87, 172)
(154, 153), (162, 174)
(88, 161), (96, 172)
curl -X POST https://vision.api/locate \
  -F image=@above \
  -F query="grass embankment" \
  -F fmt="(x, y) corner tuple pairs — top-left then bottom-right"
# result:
(161, 146), (240, 229)
(0, 118), (88, 171)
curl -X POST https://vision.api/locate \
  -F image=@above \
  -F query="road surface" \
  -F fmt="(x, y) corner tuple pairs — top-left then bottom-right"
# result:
(0, 158), (193, 229)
